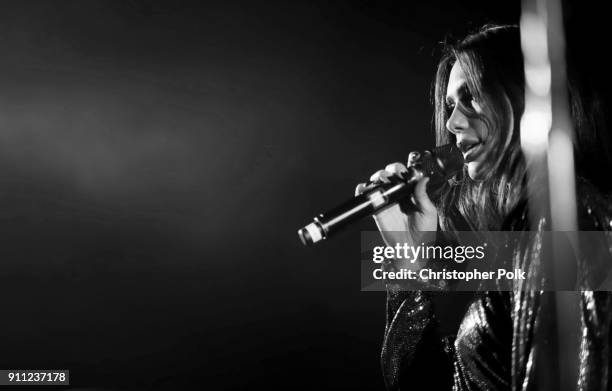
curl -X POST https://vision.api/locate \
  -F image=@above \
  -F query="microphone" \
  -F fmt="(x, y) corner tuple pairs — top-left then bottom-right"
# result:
(297, 144), (464, 246)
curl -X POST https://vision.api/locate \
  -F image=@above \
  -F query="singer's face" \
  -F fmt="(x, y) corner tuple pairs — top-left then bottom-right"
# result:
(445, 62), (491, 180)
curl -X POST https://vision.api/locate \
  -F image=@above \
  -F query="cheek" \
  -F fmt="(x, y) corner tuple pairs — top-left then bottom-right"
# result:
(472, 119), (489, 141)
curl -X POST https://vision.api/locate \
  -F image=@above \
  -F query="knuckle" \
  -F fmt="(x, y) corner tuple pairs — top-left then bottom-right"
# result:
(369, 169), (387, 182)
(408, 151), (421, 160)
(355, 183), (366, 196)
(407, 151), (423, 168)
(385, 162), (407, 174)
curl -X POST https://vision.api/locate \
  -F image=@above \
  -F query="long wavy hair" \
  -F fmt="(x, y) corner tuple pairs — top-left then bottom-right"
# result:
(434, 25), (527, 231)
(433, 24), (612, 231)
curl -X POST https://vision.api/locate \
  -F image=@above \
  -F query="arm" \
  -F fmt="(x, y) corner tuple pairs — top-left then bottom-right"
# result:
(357, 154), (458, 390)
(381, 289), (455, 390)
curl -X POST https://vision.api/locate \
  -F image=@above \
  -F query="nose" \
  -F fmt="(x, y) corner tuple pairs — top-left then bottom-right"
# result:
(446, 106), (469, 134)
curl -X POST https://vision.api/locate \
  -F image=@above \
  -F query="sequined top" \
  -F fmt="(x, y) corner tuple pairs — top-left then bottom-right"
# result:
(381, 179), (612, 390)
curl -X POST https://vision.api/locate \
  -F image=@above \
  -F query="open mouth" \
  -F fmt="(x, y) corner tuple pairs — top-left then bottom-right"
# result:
(458, 142), (483, 162)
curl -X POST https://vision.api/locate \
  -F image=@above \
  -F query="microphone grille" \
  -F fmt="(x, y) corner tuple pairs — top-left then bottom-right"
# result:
(425, 144), (464, 179)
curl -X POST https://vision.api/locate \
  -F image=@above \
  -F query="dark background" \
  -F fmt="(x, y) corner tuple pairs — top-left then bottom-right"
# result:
(0, 1), (531, 389)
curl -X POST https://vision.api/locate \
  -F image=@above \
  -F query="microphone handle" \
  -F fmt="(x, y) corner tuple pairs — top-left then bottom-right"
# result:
(298, 169), (421, 246)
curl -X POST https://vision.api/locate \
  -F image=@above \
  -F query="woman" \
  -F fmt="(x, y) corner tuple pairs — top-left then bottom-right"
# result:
(356, 25), (612, 390)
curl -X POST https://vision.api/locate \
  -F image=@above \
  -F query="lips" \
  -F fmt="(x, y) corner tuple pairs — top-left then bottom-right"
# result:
(457, 141), (484, 162)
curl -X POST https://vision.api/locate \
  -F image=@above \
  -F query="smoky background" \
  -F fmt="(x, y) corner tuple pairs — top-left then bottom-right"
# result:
(2, 0), (604, 389)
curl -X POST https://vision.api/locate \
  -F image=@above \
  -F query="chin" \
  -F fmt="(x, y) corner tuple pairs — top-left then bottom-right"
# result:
(466, 161), (484, 181)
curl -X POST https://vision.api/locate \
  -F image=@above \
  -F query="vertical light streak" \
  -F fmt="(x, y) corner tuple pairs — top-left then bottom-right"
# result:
(521, 0), (579, 390)
(520, 7), (551, 159)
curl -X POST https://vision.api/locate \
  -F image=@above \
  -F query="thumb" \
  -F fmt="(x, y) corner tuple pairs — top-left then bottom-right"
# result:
(413, 177), (436, 212)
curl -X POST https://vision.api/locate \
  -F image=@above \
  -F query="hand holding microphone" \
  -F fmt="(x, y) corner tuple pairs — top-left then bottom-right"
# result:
(297, 144), (463, 246)
(354, 151), (439, 250)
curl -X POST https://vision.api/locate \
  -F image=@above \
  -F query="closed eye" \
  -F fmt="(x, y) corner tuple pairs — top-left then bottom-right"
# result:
(446, 85), (480, 117)
(459, 87), (477, 112)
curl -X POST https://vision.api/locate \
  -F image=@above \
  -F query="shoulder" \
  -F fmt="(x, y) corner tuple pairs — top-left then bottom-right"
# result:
(499, 178), (612, 231)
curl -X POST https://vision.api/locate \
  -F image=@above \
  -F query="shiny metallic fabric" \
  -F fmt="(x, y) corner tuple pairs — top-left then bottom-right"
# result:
(381, 179), (612, 390)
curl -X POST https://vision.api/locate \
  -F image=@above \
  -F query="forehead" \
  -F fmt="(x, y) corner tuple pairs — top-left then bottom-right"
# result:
(446, 62), (467, 97)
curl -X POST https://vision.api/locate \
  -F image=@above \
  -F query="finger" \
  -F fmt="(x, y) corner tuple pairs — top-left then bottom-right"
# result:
(355, 182), (368, 196)
(384, 162), (408, 179)
(370, 169), (391, 184)
(407, 151), (421, 167)
(413, 177), (436, 212)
